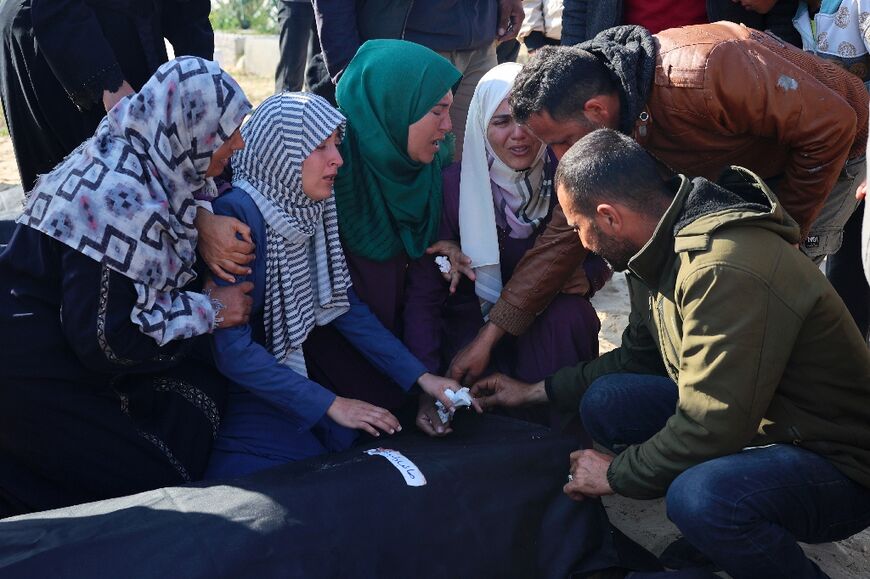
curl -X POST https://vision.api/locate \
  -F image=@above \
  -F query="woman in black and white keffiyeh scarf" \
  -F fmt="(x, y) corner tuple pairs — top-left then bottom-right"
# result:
(231, 92), (350, 374)
(19, 56), (252, 345)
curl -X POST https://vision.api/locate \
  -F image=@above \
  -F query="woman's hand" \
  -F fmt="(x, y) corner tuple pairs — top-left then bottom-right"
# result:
(203, 278), (254, 329)
(416, 393), (453, 437)
(103, 80), (134, 112)
(426, 239), (476, 294)
(326, 397), (401, 437)
(417, 372), (483, 413)
(195, 208), (256, 283)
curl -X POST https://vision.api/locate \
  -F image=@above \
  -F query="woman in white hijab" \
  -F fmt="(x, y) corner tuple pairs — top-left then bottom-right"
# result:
(405, 63), (609, 435)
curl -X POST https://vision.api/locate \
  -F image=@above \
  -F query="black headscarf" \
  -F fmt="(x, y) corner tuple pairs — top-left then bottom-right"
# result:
(577, 25), (657, 134)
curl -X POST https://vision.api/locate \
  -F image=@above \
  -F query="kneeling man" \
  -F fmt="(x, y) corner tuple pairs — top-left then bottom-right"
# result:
(474, 129), (870, 578)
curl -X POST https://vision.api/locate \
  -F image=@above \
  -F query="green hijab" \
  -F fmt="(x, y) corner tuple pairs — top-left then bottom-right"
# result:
(334, 39), (462, 261)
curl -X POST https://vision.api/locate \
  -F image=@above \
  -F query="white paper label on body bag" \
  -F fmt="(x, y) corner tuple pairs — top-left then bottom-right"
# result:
(365, 448), (427, 487)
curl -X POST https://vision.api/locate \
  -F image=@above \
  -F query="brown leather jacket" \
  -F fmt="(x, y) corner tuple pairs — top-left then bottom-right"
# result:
(490, 21), (868, 336)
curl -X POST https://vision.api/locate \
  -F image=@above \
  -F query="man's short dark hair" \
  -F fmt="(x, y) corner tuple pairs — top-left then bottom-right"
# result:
(510, 46), (617, 124)
(555, 129), (671, 217)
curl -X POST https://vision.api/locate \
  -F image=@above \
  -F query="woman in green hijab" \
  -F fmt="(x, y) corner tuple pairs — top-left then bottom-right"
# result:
(302, 39), (464, 415)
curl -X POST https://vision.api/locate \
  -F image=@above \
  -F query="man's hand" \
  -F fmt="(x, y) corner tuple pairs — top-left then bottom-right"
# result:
(416, 393), (453, 437)
(103, 80), (134, 112)
(426, 239), (476, 294)
(564, 449), (615, 501)
(327, 397), (401, 437)
(471, 373), (546, 410)
(447, 322), (505, 385)
(497, 0), (524, 41)
(857, 179), (866, 202)
(203, 278), (254, 329)
(195, 208), (256, 283)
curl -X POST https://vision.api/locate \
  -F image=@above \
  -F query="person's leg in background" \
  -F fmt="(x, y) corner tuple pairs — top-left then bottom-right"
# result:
(275, 0), (315, 92)
(827, 199), (869, 340)
(438, 43), (497, 161)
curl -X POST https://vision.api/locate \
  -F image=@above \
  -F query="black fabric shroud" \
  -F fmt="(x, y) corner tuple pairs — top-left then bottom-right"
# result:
(0, 414), (659, 578)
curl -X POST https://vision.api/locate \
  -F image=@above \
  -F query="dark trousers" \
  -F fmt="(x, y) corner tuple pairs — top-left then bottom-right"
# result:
(827, 200), (869, 339)
(581, 373), (870, 579)
(275, 0), (317, 92)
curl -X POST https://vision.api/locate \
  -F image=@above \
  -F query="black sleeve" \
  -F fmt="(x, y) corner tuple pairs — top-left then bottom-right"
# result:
(312, 0), (362, 81)
(59, 247), (191, 375)
(31, 0), (125, 110)
(162, 0), (214, 59)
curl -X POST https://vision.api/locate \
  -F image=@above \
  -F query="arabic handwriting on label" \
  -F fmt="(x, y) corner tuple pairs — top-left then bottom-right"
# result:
(365, 448), (427, 487)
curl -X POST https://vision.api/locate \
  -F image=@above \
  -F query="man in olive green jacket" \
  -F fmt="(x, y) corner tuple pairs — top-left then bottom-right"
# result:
(473, 129), (870, 578)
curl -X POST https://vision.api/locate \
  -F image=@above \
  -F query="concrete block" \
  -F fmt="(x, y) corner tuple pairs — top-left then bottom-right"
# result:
(243, 34), (280, 78)
(214, 32), (247, 72)
(0, 184), (24, 220)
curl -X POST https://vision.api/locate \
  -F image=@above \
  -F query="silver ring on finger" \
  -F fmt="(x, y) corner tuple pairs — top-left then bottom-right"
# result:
(567, 474), (574, 483)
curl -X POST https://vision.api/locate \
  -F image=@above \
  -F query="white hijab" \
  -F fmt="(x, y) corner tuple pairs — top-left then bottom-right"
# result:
(458, 63), (551, 309)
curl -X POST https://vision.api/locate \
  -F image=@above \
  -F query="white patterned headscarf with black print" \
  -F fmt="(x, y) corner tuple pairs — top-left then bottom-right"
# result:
(231, 92), (350, 372)
(19, 57), (252, 345)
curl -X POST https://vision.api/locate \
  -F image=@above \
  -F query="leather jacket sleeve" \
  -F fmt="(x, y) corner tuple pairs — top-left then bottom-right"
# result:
(488, 202), (589, 335)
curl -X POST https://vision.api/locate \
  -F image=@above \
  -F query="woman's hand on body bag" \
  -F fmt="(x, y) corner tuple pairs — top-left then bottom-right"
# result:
(326, 397), (401, 437)
(416, 393), (453, 437)
(202, 277), (254, 329)
(417, 372), (483, 413)
(195, 208), (256, 283)
(426, 239), (476, 294)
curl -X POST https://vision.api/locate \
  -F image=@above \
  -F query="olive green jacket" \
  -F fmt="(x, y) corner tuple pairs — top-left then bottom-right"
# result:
(547, 168), (870, 499)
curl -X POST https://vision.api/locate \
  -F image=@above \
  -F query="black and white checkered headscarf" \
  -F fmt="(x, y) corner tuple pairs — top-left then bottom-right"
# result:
(20, 57), (252, 345)
(231, 92), (350, 370)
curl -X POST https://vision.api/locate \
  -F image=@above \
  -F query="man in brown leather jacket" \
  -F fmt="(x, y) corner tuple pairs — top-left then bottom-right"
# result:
(448, 22), (868, 382)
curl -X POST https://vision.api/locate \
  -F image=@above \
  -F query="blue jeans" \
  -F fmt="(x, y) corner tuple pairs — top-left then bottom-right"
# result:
(581, 374), (870, 579)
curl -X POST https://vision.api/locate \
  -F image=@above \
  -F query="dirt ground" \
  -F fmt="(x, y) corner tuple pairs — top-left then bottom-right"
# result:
(0, 72), (867, 578)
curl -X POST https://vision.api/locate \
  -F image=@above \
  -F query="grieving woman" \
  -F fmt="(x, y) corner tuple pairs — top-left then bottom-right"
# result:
(404, 63), (608, 434)
(205, 93), (464, 479)
(300, 39), (465, 414)
(0, 57), (253, 516)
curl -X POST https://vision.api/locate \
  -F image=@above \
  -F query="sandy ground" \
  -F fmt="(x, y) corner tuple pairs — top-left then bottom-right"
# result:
(0, 72), (867, 577)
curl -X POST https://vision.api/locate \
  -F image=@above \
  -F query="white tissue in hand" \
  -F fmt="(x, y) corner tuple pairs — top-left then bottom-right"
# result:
(435, 387), (473, 424)
(435, 256), (451, 274)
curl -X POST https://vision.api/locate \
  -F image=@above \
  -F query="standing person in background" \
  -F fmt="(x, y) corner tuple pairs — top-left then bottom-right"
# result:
(739, 0), (870, 339)
(518, 0), (562, 54)
(0, 0), (214, 192)
(560, 0), (800, 47)
(275, 0), (318, 92)
(311, 0), (524, 160)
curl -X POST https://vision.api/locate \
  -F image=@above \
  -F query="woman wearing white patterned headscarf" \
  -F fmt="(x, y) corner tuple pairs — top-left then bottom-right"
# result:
(206, 92), (465, 479)
(0, 57), (255, 515)
(19, 56), (253, 344)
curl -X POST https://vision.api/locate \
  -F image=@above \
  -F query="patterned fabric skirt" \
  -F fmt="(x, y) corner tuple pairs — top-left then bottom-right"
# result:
(0, 359), (227, 517)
